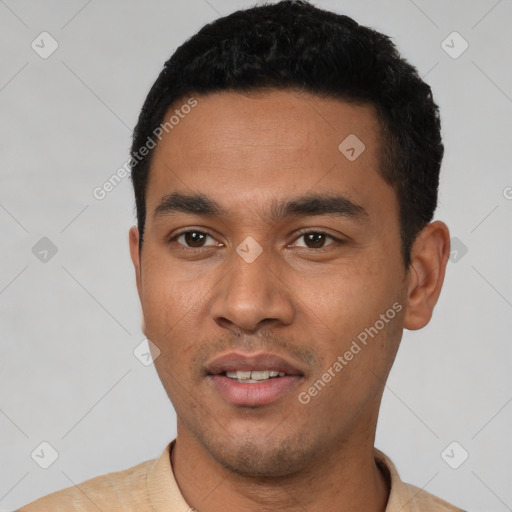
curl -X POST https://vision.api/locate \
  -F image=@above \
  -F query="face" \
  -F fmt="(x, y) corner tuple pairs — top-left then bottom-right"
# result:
(130, 90), (411, 477)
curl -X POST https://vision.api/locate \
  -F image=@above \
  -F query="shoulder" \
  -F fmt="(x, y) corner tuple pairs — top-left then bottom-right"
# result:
(374, 449), (466, 512)
(17, 457), (155, 511)
(396, 481), (467, 512)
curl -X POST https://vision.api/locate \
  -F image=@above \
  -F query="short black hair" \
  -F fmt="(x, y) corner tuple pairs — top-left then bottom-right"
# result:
(130, 0), (443, 267)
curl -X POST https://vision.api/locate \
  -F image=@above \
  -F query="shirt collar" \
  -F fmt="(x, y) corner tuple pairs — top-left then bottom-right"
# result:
(147, 440), (430, 512)
(146, 440), (192, 511)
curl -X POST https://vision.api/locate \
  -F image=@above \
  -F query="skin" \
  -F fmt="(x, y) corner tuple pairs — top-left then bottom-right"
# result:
(129, 89), (450, 512)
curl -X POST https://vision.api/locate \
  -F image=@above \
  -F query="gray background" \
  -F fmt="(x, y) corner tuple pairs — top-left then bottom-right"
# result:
(1, 0), (511, 510)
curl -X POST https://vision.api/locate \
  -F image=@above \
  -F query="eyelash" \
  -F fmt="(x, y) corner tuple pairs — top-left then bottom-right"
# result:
(168, 229), (343, 251)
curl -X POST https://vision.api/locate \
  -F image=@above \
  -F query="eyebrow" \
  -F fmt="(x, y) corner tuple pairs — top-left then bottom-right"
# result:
(154, 191), (369, 224)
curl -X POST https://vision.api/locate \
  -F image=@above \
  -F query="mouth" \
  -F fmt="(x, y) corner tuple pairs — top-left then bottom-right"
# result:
(205, 352), (305, 407)
(223, 369), (289, 383)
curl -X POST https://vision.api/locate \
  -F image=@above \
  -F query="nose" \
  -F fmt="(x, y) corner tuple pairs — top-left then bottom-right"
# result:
(209, 241), (295, 334)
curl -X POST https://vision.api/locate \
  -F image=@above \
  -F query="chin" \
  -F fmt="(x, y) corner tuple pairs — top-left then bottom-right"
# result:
(202, 429), (316, 478)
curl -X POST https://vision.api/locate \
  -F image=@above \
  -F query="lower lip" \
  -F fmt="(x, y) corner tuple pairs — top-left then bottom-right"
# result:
(208, 375), (302, 407)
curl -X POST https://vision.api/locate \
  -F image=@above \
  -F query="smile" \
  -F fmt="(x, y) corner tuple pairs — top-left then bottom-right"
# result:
(225, 370), (287, 382)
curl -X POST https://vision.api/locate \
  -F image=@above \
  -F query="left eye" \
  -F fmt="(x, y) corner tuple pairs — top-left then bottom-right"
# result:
(291, 232), (336, 249)
(174, 231), (219, 248)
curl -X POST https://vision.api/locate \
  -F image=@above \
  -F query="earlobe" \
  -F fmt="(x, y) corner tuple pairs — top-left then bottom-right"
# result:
(403, 221), (450, 331)
(129, 226), (142, 301)
(129, 226), (148, 336)
(140, 311), (147, 337)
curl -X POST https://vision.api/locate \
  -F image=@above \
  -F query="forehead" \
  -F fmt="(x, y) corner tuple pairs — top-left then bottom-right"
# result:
(154, 89), (380, 165)
(145, 89), (392, 222)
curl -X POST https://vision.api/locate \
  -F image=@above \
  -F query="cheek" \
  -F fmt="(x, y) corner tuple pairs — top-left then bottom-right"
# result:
(140, 259), (208, 370)
(140, 255), (195, 330)
(308, 259), (398, 332)
(300, 255), (404, 392)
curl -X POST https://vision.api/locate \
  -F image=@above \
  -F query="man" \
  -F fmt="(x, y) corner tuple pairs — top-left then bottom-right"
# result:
(19, 1), (463, 510)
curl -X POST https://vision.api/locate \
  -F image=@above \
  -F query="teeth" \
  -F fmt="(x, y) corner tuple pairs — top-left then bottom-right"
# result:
(250, 370), (270, 380)
(224, 370), (287, 381)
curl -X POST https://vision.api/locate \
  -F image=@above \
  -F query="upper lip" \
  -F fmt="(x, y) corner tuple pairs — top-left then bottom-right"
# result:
(205, 351), (305, 376)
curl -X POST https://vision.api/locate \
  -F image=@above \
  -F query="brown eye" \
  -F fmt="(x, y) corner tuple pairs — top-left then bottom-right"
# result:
(175, 231), (216, 248)
(293, 232), (336, 249)
(304, 233), (327, 248)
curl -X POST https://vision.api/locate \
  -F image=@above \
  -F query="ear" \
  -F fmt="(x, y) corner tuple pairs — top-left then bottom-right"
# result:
(403, 221), (451, 331)
(129, 226), (147, 335)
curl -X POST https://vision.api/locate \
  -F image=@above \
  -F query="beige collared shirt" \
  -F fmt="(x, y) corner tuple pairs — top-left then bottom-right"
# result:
(19, 440), (465, 511)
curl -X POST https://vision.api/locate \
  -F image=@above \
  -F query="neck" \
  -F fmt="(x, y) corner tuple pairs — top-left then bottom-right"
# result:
(170, 418), (390, 512)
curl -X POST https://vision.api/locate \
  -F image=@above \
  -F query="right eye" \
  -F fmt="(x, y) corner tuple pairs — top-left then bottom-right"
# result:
(170, 230), (221, 249)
